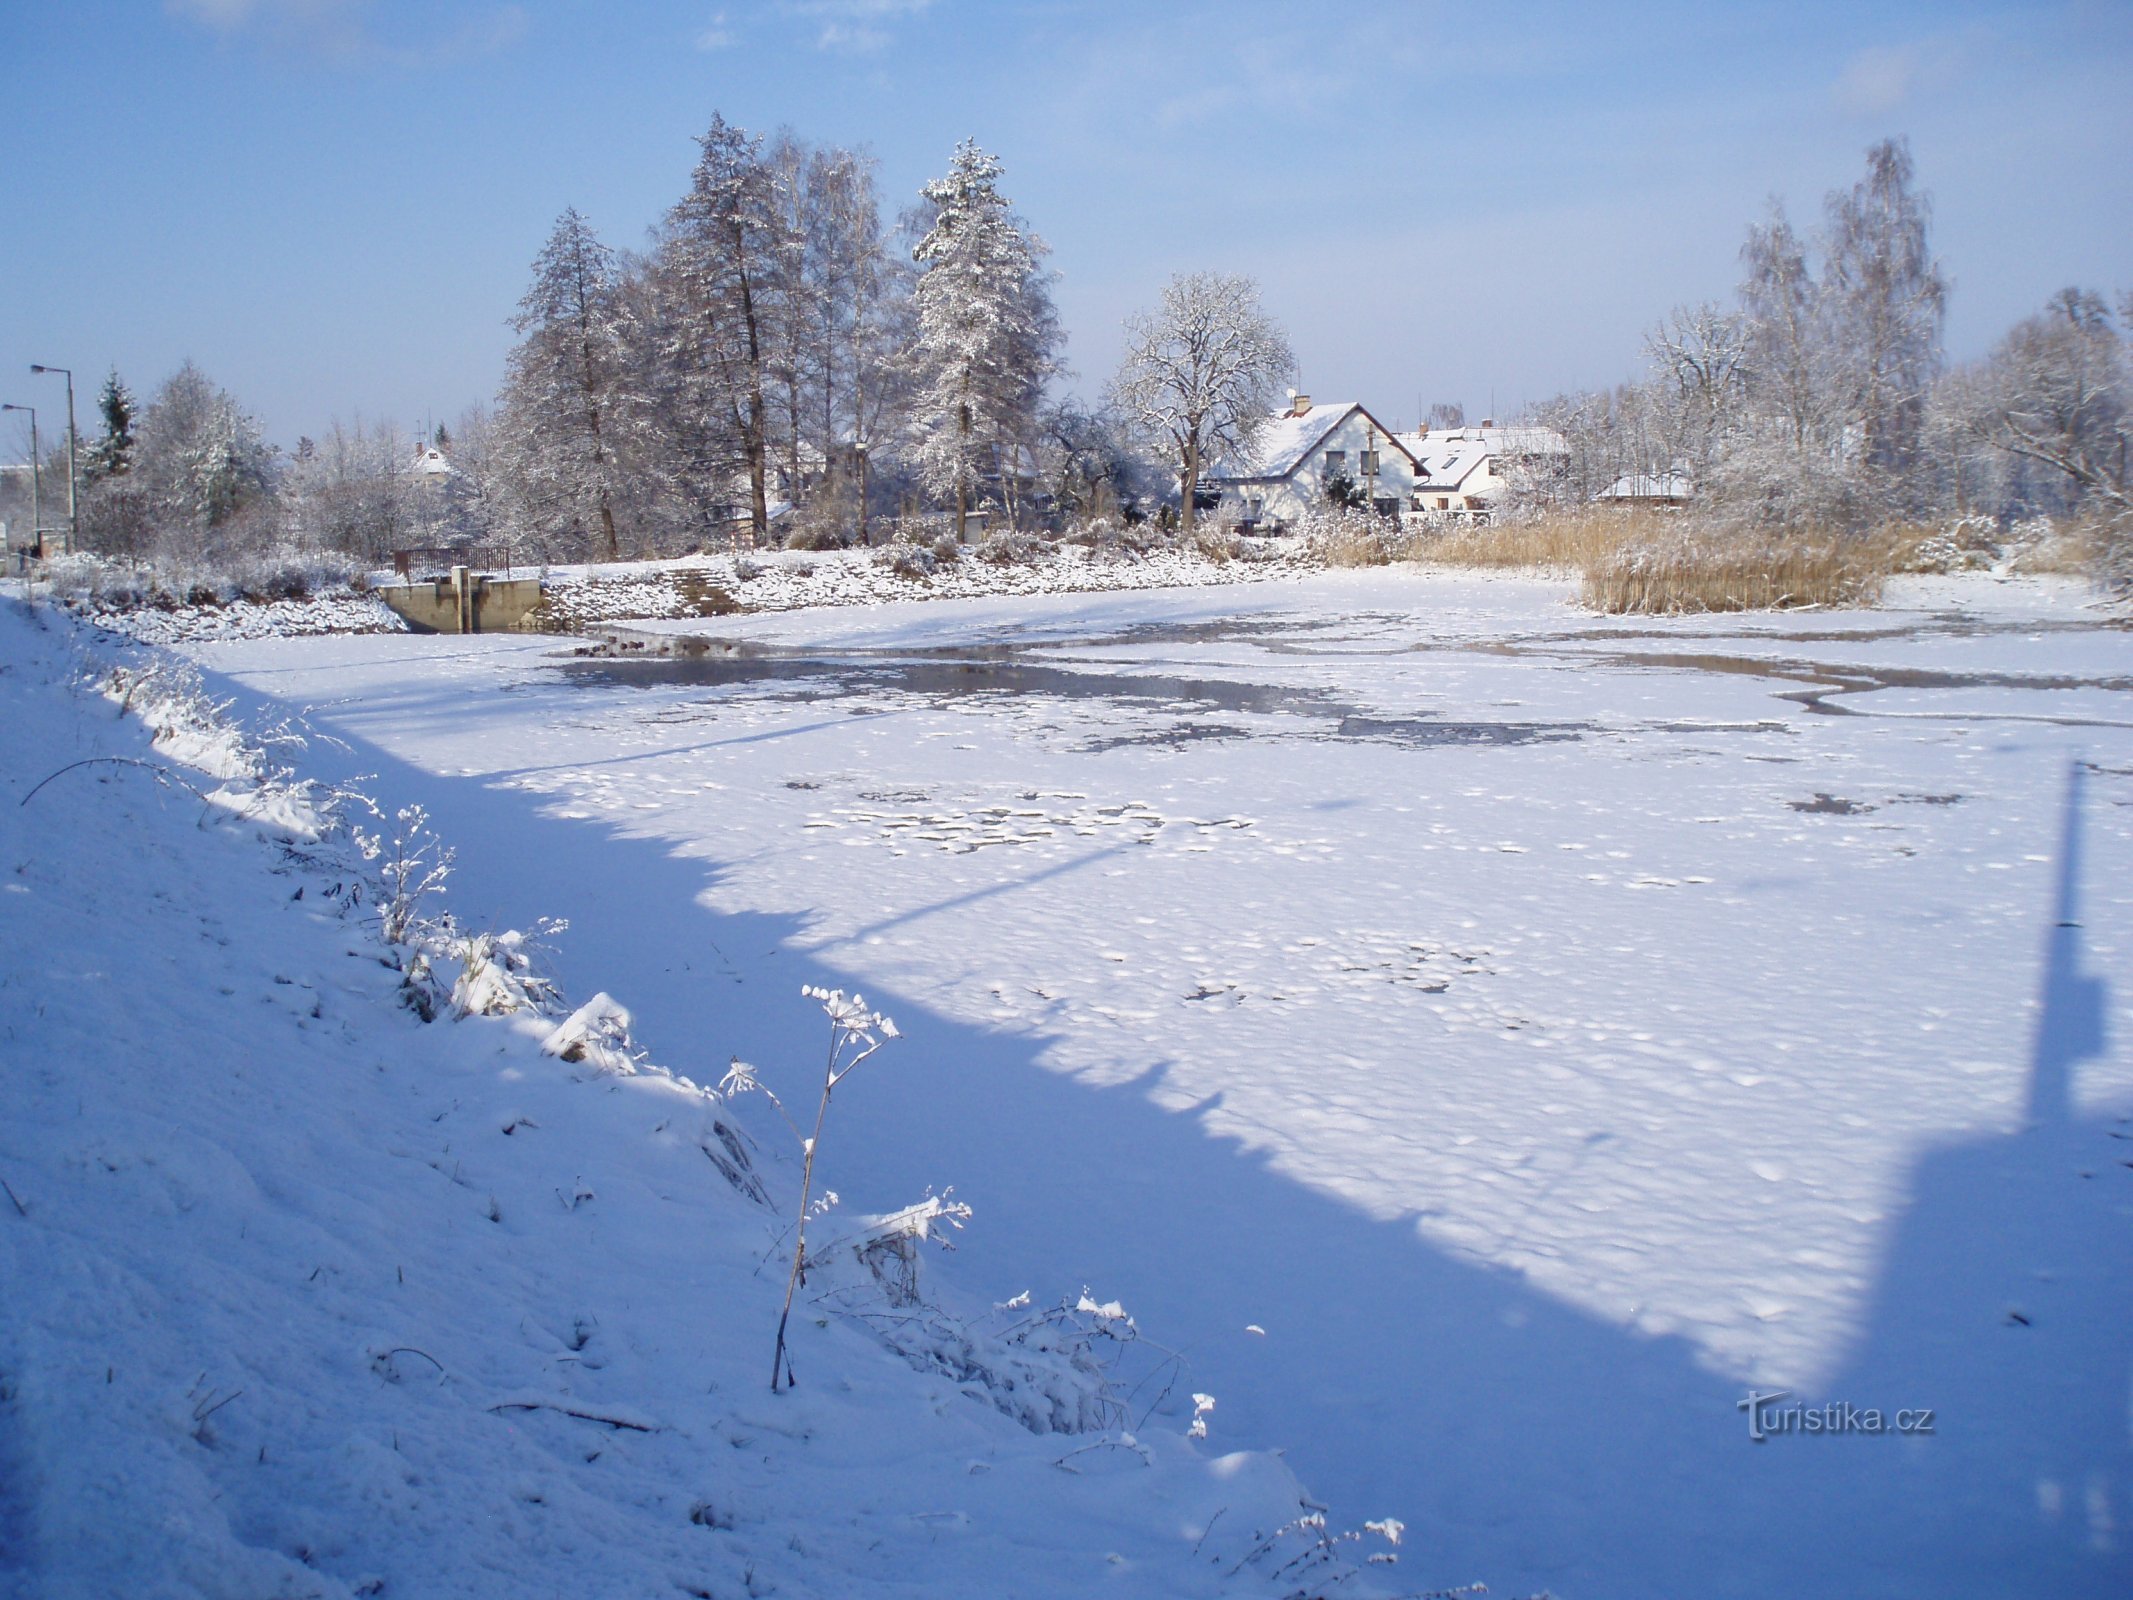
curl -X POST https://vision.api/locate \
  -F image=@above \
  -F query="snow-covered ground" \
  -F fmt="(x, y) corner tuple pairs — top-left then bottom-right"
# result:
(0, 595), (1388, 1598)
(11, 565), (2131, 1595)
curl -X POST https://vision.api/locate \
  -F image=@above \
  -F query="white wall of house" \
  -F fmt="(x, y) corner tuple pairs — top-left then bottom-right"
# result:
(1215, 406), (1417, 530)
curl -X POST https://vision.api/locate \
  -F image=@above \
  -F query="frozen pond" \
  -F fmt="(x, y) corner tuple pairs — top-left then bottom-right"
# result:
(186, 569), (2133, 1598)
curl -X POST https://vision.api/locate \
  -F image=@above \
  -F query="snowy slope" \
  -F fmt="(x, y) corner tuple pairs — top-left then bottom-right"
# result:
(0, 596), (1405, 1599)
(164, 566), (2133, 1598)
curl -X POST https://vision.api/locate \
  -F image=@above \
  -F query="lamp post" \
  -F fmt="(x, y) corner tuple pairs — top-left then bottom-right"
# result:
(854, 437), (870, 547)
(29, 365), (75, 558)
(1, 403), (40, 563)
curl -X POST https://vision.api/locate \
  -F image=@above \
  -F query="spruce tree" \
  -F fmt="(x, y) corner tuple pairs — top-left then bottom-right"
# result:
(908, 140), (1058, 540)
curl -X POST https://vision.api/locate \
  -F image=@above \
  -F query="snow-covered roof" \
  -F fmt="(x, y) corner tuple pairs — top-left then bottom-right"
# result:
(1397, 430), (1494, 492)
(1215, 403), (1352, 481)
(1393, 425), (1573, 493)
(412, 446), (453, 478)
(1599, 470), (1694, 501)
(1212, 402), (1417, 483)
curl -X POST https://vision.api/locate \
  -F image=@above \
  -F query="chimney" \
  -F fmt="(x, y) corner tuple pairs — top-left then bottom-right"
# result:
(1291, 393), (1312, 417)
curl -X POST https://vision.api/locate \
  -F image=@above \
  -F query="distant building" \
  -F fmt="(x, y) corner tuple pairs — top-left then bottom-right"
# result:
(1207, 396), (1421, 531)
(1597, 469), (1694, 508)
(1395, 422), (1572, 518)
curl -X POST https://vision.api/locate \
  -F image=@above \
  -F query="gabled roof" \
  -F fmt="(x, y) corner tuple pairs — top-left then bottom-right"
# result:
(1396, 430), (1494, 492)
(1210, 402), (1418, 483)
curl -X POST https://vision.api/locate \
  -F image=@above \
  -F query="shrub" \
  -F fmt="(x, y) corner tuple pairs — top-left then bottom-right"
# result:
(1062, 516), (1162, 561)
(876, 543), (937, 581)
(973, 530), (1057, 566)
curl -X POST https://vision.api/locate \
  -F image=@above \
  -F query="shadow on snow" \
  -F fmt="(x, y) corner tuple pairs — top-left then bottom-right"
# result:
(195, 663), (2131, 1600)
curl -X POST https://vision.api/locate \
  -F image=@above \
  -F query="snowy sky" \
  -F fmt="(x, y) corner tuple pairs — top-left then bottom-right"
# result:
(3, 0), (2129, 449)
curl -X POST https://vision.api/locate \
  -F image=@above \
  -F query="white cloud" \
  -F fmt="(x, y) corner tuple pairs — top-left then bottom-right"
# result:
(695, 10), (734, 50)
(778, 0), (934, 52)
(1832, 36), (1973, 116)
(165, 0), (526, 64)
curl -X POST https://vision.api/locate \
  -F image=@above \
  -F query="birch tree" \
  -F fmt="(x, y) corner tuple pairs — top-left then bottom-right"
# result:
(1821, 138), (1947, 484)
(1109, 271), (1294, 535)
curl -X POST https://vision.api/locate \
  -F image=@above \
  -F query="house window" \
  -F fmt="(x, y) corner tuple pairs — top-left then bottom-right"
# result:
(1361, 449), (1379, 476)
(1322, 450), (1347, 475)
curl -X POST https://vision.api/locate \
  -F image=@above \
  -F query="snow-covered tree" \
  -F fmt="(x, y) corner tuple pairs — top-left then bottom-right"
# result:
(130, 361), (276, 560)
(1820, 138), (1947, 486)
(1109, 272), (1293, 535)
(1642, 302), (1750, 483)
(498, 208), (634, 561)
(1976, 287), (2132, 585)
(907, 140), (1059, 540)
(82, 369), (137, 484)
(651, 115), (794, 545)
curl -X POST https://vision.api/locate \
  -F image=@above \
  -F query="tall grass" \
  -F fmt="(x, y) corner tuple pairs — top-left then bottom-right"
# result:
(1580, 525), (1898, 613)
(1419, 508), (1654, 573)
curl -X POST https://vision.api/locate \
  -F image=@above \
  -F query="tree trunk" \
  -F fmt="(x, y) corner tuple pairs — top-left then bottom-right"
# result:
(1181, 430), (1200, 537)
(955, 396), (971, 543)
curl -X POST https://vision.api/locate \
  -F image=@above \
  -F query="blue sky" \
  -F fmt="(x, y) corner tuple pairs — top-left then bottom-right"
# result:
(3, 0), (2129, 450)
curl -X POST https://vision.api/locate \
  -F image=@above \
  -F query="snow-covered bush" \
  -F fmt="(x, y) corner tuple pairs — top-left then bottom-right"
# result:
(1904, 513), (2004, 573)
(1061, 516), (1162, 562)
(876, 542), (938, 581)
(973, 529), (1058, 566)
(1296, 504), (1425, 568)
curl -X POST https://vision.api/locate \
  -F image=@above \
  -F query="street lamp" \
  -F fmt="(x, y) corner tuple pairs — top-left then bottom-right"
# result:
(0, 403), (40, 563)
(29, 364), (75, 558)
(854, 437), (870, 547)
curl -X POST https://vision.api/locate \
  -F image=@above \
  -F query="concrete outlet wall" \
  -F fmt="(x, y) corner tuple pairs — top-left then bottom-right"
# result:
(380, 570), (545, 634)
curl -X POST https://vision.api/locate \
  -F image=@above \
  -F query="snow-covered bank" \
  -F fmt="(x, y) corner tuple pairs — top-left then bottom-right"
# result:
(0, 597), (1398, 1598)
(172, 566), (2133, 1597)
(534, 541), (1313, 629)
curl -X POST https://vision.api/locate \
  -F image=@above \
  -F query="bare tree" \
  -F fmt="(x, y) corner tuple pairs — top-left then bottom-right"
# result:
(1979, 290), (2128, 512)
(1821, 138), (1947, 484)
(1110, 271), (1294, 535)
(1643, 301), (1751, 482)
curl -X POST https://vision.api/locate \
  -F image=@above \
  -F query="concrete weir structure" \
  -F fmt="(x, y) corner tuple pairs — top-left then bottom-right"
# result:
(380, 566), (544, 634)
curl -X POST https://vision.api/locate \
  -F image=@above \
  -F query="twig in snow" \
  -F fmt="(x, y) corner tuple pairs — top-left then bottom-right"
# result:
(0, 1174), (26, 1217)
(1191, 1506), (1227, 1557)
(19, 756), (210, 809)
(191, 1387), (244, 1424)
(1051, 1434), (1153, 1474)
(485, 1399), (656, 1432)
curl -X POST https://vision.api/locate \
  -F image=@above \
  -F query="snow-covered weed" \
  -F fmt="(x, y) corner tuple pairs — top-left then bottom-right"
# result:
(95, 656), (345, 838)
(350, 802), (452, 947)
(721, 986), (902, 1392)
(451, 919), (568, 1019)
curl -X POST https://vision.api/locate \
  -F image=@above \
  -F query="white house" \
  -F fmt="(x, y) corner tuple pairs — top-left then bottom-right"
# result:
(1207, 396), (1421, 531)
(1395, 423), (1571, 517)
